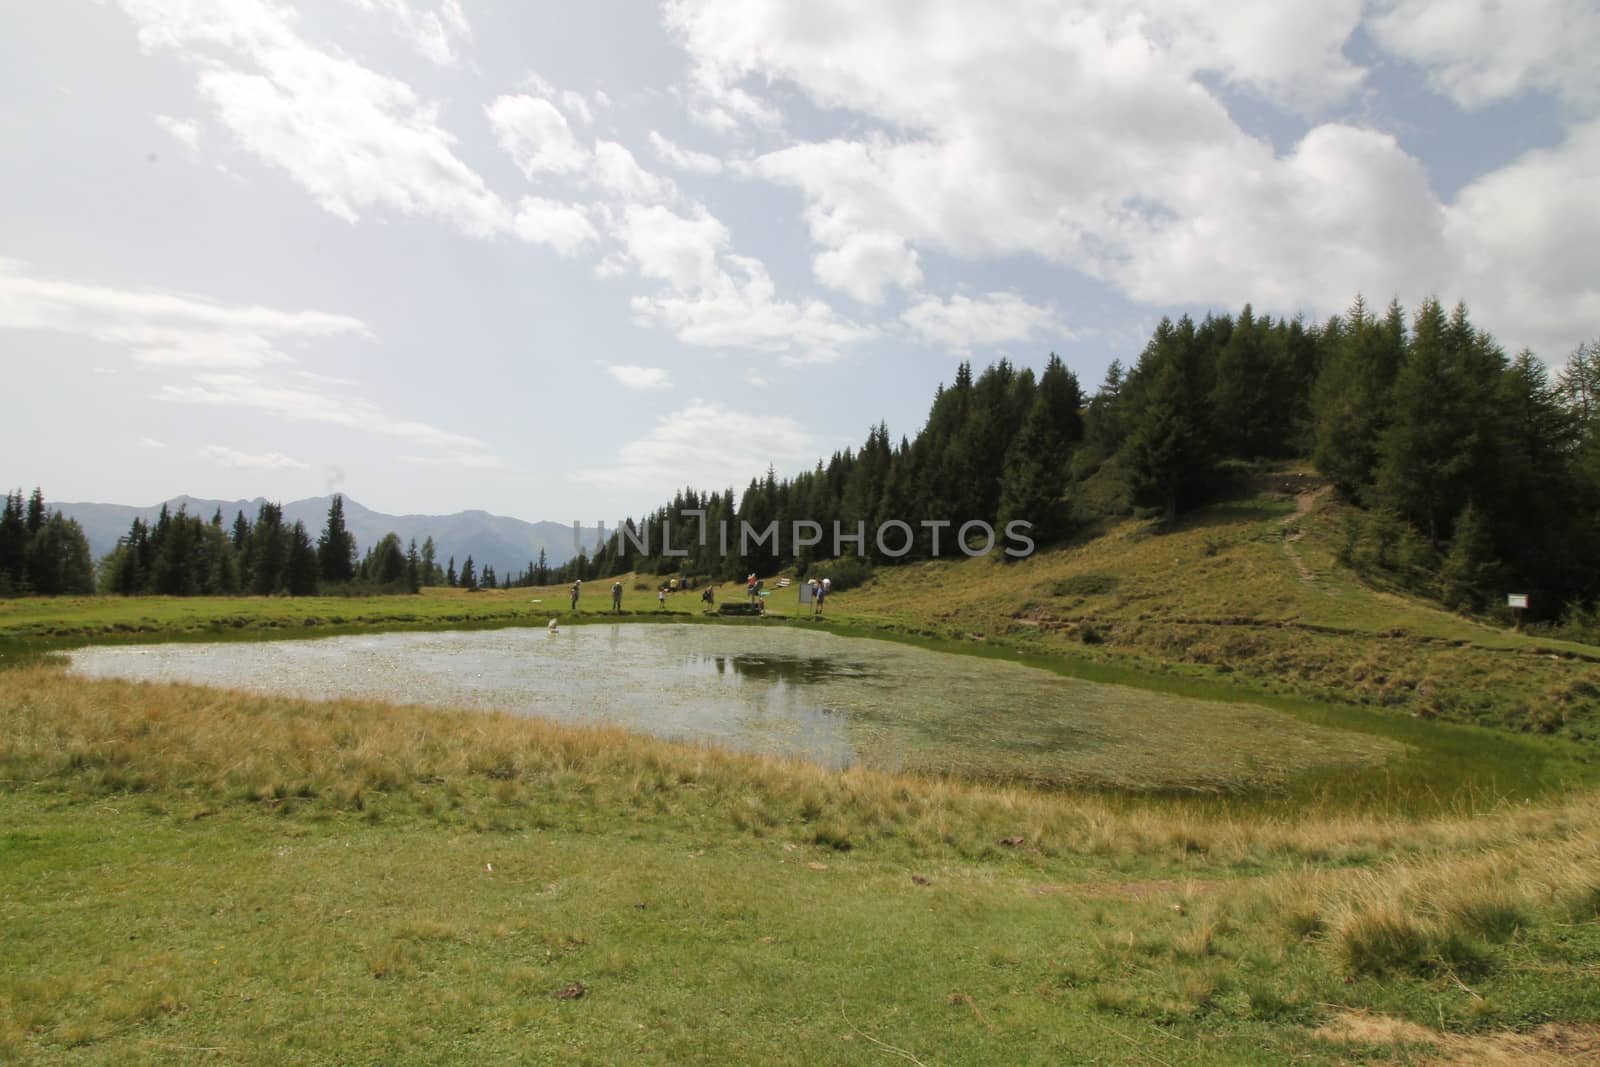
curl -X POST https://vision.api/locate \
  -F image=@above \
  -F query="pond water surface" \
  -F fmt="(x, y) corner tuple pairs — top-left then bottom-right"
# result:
(67, 624), (1400, 789)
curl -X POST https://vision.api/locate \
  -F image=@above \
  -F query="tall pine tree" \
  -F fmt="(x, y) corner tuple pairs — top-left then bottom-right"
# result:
(1312, 296), (1406, 496)
(1121, 318), (1214, 524)
(284, 521), (320, 596)
(1376, 300), (1504, 543)
(318, 494), (357, 584)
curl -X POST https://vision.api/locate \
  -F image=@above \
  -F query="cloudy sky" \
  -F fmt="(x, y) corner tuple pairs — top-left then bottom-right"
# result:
(3, 1), (1597, 521)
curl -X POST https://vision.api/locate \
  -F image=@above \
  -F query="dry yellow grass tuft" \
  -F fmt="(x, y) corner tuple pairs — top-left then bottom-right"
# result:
(5, 662), (1599, 874)
(1313, 1010), (1600, 1065)
(1215, 808), (1600, 979)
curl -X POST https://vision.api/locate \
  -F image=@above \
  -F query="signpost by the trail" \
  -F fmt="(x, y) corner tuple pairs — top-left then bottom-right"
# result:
(1508, 593), (1529, 630)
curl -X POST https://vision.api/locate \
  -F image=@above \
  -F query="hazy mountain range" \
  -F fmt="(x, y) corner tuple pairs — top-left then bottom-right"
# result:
(56, 495), (602, 579)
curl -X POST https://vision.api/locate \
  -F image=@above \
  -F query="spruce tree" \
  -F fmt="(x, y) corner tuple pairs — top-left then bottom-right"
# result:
(1440, 502), (1500, 612)
(406, 538), (421, 593)
(1376, 300), (1505, 543)
(1312, 296), (1405, 496)
(249, 502), (288, 595)
(1037, 353), (1085, 446)
(284, 521), (320, 596)
(233, 511), (255, 591)
(1121, 318), (1214, 524)
(105, 517), (149, 595)
(420, 536), (438, 585)
(318, 494), (357, 584)
(150, 505), (197, 595)
(997, 391), (1069, 545)
(1123, 367), (1200, 524)
(951, 360), (1025, 522)
(0, 491), (27, 593)
(27, 513), (94, 595)
(203, 521), (240, 595)
(1084, 360), (1127, 456)
(25, 488), (45, 535)
(1212, 305), (1294, 458)
(1494, 351), (1581, 602)
(459, 555), (477, 591)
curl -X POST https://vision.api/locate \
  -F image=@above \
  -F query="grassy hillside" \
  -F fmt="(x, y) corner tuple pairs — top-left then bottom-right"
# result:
(3, 665), (1598, 1064)
(831, 477), (1600, 742)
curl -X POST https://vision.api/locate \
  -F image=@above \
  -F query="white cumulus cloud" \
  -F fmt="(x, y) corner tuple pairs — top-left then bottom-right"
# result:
(154, 114), (201, 157)
(648, 130), (724, 175)
(902, 292), (1063, 354)
(118, 0), (586, 255)
(162, 372), (493, 454)
(200, 444), (309, 470)
(348, 0), (472, 66)
(0, 258), (370, 369)
(577, 403), (816, 492)
(592, 141), (676, 202)
(606, 364), (673, 390)
(1368, 0), (1600, 111)
(512, 197), (598, 255)
(486, 94), (589, 178)
(612, 203), (871, 362)
(669, 0), (1600, 356)
(813, 230), (922, 305)
(1443, 120), (1600, 356)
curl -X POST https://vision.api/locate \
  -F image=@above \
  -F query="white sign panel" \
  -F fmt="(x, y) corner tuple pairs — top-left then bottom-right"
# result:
(1507, 593), (1529, 609)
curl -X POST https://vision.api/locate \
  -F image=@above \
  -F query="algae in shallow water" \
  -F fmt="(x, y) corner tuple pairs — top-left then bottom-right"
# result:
(67, 624), (1400, 790)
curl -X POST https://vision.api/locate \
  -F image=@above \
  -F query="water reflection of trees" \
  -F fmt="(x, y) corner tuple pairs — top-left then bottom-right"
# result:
(680, 653), (878, 686)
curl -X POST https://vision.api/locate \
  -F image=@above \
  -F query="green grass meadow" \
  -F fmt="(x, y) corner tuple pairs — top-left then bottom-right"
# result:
(3, 488), (1599, 1063)
(4, 666), (1599, 1065)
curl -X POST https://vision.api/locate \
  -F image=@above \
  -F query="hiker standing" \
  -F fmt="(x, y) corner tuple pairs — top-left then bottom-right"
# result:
(701, 586), (715, 609)
(658, 587), (666, 610)
(611, 580), (623, 613)
(747, 573), (757, 603)
(570, 579), (581, 611)
(815, 582), (826, 616)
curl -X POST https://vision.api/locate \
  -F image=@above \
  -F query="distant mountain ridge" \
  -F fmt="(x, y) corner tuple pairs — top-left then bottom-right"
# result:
(55, 495), (602, 580)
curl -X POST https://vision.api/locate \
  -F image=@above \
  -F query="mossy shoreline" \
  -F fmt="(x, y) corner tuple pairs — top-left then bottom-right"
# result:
(6, 592), (1593, 814)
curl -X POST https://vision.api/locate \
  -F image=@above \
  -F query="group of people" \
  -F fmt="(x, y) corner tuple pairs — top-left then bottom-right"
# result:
(574, 577), (718, 612)
(566, 574), (825, 616)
